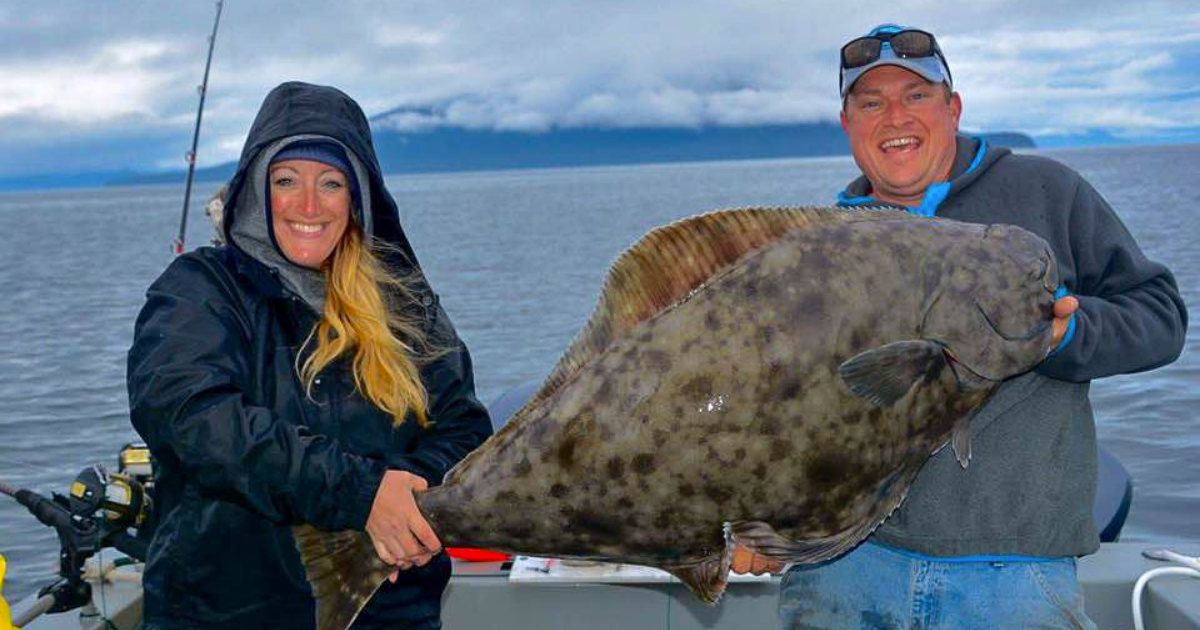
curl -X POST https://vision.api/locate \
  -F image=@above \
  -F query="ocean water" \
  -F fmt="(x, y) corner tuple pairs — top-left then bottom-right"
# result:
(0, 144), (1195, 602)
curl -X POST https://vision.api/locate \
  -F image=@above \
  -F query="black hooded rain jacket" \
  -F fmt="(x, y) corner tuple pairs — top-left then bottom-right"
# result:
(127, 82), (492, 630)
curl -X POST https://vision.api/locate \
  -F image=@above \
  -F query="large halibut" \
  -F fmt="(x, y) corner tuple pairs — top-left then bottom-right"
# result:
(297, 207), (1059, 630)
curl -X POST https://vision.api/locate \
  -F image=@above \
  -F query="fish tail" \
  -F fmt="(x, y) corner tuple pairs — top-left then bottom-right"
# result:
(293, 524), (392, 630)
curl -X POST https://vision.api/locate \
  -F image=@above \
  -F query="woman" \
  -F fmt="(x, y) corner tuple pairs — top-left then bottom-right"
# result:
(127, 82), (493, 630)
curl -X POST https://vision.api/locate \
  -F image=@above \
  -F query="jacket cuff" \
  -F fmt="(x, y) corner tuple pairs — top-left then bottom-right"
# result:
(385, 455), (441, 487)
(344, 458), (386, 530)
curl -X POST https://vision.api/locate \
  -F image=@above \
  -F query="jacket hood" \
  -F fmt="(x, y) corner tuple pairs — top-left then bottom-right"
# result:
(221, 82), (422, 306)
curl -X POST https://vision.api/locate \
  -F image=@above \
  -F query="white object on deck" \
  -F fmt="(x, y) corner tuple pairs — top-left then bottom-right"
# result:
(1133, 549), (1200, 630)
(508, 556), (771, 584)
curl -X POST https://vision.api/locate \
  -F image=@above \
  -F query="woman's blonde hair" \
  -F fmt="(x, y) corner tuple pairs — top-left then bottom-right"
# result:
(299, 224), (433, 427)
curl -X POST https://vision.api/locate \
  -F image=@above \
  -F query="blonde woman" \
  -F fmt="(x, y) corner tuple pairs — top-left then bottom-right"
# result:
(127, 82), (492, 630)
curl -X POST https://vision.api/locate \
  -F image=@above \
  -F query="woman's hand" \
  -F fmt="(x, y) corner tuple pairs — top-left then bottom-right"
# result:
(366, 470), (441, 581)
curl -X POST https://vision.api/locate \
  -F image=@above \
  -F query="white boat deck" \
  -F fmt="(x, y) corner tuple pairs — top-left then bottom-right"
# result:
(15, 542), (1200, 630)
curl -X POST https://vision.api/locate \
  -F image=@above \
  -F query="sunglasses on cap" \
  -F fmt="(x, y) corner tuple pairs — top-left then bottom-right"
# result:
(840, 29), (951, 81)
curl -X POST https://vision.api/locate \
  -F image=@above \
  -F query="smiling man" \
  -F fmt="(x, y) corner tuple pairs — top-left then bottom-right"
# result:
(735, 23), (1187, 630)
(840, 62), (960, 208)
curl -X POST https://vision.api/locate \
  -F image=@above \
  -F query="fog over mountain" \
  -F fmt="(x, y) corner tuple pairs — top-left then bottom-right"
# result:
(0, 1), (1195, 189)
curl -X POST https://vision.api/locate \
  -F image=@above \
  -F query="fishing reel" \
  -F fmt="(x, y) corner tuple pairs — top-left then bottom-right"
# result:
(8, 443), (154, 615)
(68, 444), (154, 533)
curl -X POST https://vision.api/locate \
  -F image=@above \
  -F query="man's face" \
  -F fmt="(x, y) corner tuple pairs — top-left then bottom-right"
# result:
(840, 65), (961, 206)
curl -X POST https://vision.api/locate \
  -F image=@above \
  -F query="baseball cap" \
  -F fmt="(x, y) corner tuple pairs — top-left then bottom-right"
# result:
(840, 24), (952, 99)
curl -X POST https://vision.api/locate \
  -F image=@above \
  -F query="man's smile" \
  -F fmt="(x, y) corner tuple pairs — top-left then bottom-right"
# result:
(880, 135), (922, 153)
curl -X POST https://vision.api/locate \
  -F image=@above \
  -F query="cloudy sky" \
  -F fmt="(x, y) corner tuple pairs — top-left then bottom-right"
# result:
(2, 0), (1198, 179)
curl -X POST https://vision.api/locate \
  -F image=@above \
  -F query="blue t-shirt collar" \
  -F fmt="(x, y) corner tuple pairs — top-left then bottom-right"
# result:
(837, 136), (988, 217)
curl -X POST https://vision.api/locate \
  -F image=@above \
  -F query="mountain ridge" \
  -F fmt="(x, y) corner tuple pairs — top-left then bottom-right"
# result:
(1, 122), (1035, 191)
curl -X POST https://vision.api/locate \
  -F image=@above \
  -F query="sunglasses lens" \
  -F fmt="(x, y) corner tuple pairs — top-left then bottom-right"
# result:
(889, 31), (935, 58)
(842, 38), (882, 69)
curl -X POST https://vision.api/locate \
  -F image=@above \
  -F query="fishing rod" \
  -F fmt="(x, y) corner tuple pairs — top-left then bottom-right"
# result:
(1, 474), (98, 623)
(173, 0), (225, 255)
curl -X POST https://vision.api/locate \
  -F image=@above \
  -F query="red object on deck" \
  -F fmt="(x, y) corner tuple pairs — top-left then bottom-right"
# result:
(446, 547), (511, 562)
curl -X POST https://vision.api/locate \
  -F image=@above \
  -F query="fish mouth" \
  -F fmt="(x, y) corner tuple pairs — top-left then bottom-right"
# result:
(1037, 254), (1056, 293)
(932, 293), (1052, 388)
(973, 299), (1051, 343)
(939, 343), (996, 388)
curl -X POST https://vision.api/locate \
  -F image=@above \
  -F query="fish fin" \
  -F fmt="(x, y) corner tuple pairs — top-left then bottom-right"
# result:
(664, 554), (732, 604)
(730, 466), (926, 568)
(838, 340), (948, 407)
(944, 387), (1000, 468)
(729, 520), (864, 565)
(664, 520), (742, 603)
(521, 207), (887, 418)
(293, 524), (390, 630)
(952, 413), (972, 469)
(729, 462), (922, 566)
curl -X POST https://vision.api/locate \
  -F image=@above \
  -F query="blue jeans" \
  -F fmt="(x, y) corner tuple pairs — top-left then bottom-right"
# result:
(778, 542), (1097, 630)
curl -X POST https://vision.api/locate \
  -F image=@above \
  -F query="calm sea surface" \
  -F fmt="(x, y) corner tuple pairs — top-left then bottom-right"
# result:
(0, 144), (1196, 601)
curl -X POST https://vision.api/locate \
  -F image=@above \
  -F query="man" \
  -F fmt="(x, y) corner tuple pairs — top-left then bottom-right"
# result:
(733, 24), (1187, 629)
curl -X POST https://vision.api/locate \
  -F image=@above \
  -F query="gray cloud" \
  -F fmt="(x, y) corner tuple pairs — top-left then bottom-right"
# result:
(1, 1), (1197, 176)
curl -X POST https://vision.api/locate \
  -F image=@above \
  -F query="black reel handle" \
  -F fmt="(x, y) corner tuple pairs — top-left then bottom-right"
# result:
(14, 488), (99, 576)
(10, 487), (97, 614)
(14, 489), (80, 534)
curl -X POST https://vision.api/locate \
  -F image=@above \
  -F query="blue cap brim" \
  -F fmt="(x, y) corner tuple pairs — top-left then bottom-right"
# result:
(841, 55), (949, 98)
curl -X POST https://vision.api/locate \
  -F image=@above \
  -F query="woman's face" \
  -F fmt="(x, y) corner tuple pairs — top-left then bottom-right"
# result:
(269, 159), (352, 268)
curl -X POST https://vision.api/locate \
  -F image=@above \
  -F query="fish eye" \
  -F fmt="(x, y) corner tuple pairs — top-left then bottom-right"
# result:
(1025, 255), (1050, 282)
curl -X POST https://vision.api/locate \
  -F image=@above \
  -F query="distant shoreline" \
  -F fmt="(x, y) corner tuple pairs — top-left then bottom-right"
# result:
(0, 124), (1034, 193)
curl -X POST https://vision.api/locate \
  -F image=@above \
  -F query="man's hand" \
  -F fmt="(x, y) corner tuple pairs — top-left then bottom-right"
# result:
(730, 544), (785, 575)
(1050, 295), (1079, 349)
(366, 470), (441, 583)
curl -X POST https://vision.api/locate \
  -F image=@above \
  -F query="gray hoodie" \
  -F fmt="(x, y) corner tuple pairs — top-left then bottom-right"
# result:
(837, 136), (1187, 557)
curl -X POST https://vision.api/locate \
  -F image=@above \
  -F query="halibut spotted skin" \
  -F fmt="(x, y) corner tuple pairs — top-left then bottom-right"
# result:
(298, 207), (1059, 630)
